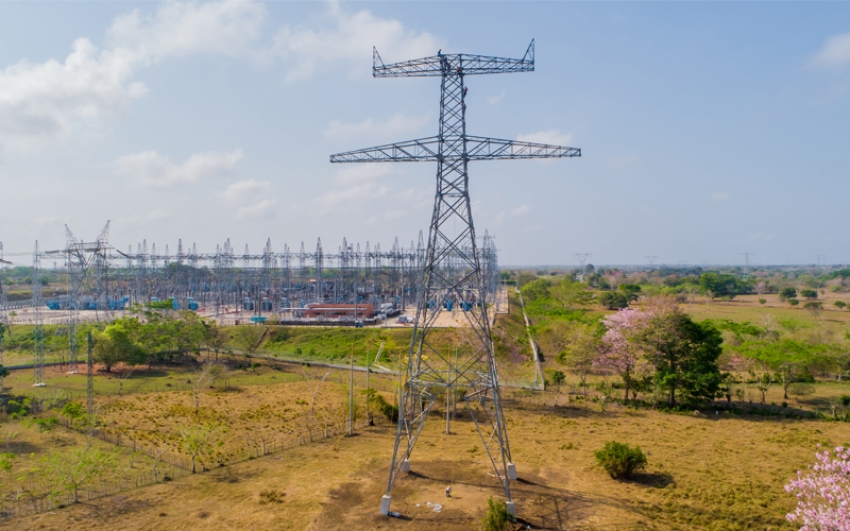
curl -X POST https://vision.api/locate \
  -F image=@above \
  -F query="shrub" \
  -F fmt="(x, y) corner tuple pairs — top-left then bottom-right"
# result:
(758, 298), (767, 305)
(800, 289), (818, 299)
(551, 370), (566, 386)
(834, 301), (847, 310)
(594, 441), (647, 479)
(481, 497), (515, 531)
(788, 298), (800, 306)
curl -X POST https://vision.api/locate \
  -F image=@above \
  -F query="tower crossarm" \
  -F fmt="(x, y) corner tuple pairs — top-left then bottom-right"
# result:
(330, 135), (580, 163)
(465, 136), (580, 160)
(330, 136), (440, 163)
(373, 40), (535, 78)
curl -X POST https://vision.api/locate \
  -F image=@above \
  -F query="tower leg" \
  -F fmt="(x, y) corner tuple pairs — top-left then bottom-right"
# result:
(380, 495), (392, 515)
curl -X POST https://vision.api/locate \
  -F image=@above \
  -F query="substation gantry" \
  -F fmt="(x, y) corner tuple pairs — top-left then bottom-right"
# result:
(330, 40), (581, 516)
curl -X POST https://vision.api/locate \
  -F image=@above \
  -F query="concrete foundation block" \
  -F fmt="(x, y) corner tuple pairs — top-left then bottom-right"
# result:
(507, 462), (517, 480)
(380, 495), (392, 515)
(401, 459), (411, 473)
(505, 500), (516, 517)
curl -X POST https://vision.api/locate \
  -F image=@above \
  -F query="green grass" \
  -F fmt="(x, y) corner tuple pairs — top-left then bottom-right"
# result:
(2, 363), (301, 401)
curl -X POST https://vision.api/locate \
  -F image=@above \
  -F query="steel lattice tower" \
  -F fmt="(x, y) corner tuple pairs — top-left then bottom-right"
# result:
(32, 241), (46, 387)
(330, 40), (581, 516)
(46, 222), (112, 373)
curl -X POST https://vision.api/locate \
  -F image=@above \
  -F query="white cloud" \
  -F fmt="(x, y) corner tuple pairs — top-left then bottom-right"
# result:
(810, 33), (850, 68)
(709, 192), (729, 203)
(517, 129), (574, 146)
(511, 204), (530, 216)
(487, 90), (506, 105)
(0, 39), (146, 152)
(114, 148), (243, 187)
(332, 165), (394, 185)
(0, 1), (267, 152)
(107, 0), (266, 61)
(325, 113), (431, 140)
(220, 179), (276, 219)
(221, 178), (271, 201)
(272, 7), (442, 82)
(236, 198), (277, 219)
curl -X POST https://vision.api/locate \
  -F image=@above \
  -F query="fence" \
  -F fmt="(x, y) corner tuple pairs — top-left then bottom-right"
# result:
(0, 414), (368, 521)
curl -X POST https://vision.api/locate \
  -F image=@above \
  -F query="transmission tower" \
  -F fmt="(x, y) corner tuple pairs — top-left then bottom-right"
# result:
(46, 222), (112, 373)
(33, 241), (45, 387)
(331, 40), (580, 516)
(575, 253), (591, 282)
(646, 255), (657, 268)
(0, 243), (10, 382)
(739, 252), (754, 279)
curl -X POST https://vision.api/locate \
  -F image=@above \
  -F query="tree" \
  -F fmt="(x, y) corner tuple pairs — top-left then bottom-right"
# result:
(44, 446), (115, 503)
(779, 287), (797, 302)
(638, 298), (723, 408)
(521, 278), (550, 301)
(551, 370), (566, 388)
(516, 271), (536, 288)
(91, 322), (145, 372)
(596, 309), (646, 401)
(699, 273), (744, 299)
(177, 424), (217, 473)
(60, 402), (85, 428)
(785, 446), (850, 531)
(231, 326), (267, 360)
(737, 340), (821, 399)
(619, 284), (642, 302)
(549, 321), (600, 394)
(203, 323), (228, 360)
(834, 300), (847, 311)
(800, 289), (818, 299)
(191, 362), (225, 415)
(598, 291), (629, 310)
(550, 277), (594, 311)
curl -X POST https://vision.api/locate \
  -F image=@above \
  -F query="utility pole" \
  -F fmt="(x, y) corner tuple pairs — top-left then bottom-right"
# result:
(331, 40), (580, 517)
(349, 356), (355, 436)
(87, 332), (94, 414)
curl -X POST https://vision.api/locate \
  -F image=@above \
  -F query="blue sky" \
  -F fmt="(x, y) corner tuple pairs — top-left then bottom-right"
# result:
(0, 1), (848, 266)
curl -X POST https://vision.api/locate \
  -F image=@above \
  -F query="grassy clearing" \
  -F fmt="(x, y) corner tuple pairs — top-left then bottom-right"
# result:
(0, 418), (157, 508)
(3, 396), (845, 530)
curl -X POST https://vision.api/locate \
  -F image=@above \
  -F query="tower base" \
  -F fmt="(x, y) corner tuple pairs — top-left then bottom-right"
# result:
(507, 462), (517, 480)
(380, 495), (392, 515)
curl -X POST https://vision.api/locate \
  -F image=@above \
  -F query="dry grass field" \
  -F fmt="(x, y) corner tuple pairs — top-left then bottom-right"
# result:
(3, 390), (848, 531)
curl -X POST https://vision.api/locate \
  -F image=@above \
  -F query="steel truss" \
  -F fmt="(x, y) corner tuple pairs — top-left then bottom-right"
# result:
(330, 40), (580, 516)
(45, 223), (112, 373)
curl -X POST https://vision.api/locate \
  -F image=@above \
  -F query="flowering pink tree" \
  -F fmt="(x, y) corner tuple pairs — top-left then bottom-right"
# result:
(596, 308), (647, 401)
(785, 445), (850, 531)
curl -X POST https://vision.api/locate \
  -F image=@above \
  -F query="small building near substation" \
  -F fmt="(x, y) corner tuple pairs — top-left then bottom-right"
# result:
(304, 303), (375, 320)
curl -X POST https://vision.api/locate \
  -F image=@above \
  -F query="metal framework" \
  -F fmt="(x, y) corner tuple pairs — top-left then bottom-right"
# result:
(0, 242), (9, 380)
(5, 232), (500, 323)
(32, 242), (45, 386)
(45, 222), (112, 373)
(331, 40), (580, 516)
